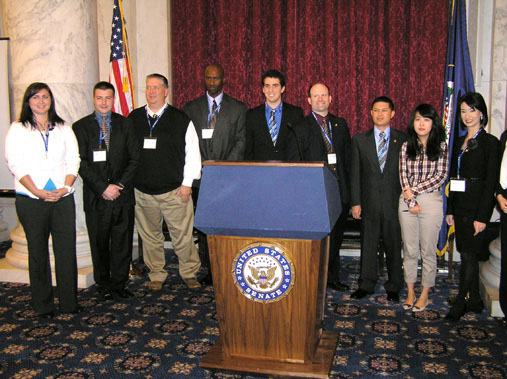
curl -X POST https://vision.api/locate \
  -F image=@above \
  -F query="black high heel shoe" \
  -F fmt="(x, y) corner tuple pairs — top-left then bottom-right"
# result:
(444, 304), (466, 322)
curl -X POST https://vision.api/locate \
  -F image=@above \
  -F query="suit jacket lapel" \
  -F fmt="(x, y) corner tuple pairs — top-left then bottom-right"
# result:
(213, 95), (228, 141)
(365, 128), (380, 171)
(383, 129), (400, 172)
(258, 106), (273, 147)
(198, 96), (209, 132)
(109, 113), (119, 154)
(88, 113), (101, 148)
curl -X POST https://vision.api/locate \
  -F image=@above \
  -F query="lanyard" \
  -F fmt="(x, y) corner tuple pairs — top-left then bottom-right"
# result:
(145, 105), (167, 137)
(457, 129), (482, 178)
(36, 120), (50, 157)
(312, 112), (333, 148)
(207, 102), (220, 127)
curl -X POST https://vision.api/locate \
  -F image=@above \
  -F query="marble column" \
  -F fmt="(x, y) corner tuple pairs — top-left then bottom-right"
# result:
(0, 0), (98, 288)
(0, 207), (8, 241)
(480, 237), (504, 317)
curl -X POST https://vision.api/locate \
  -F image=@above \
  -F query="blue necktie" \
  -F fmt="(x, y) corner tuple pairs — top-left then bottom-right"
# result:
(378, 131), (387, 172)
(269, 110), (277, 145)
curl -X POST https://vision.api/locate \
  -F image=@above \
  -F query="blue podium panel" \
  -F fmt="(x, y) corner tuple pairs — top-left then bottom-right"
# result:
(194, 162), (341, 240)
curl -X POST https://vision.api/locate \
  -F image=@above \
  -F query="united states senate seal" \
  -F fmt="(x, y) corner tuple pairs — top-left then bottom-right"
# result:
(232, 243), (295, 303)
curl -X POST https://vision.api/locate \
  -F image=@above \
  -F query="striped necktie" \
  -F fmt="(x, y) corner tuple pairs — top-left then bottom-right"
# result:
(208, 100), (217, 129)
(269, 110), (277, 145)
(378, 131), (387, 172)
(101, 116), (110, 150)
(320, 118), (333, 153)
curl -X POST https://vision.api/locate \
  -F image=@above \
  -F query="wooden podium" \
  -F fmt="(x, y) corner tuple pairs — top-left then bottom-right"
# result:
(195, 162), (341, 378)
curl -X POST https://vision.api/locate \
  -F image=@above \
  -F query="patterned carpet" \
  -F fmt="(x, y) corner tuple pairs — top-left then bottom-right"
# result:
(0, 241), (506, 379)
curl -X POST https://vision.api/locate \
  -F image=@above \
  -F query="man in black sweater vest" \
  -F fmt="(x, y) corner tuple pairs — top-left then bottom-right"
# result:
(129, 74), (202, 291)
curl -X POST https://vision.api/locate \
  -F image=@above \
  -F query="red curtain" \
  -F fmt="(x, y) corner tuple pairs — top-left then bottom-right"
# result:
(172, 0), (448, 135)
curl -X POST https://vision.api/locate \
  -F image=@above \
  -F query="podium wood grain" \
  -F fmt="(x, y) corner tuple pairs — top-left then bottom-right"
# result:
(200, 235), (338, 377)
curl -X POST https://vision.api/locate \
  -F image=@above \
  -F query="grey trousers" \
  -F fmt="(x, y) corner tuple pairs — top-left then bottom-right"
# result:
(398, 192), (443, 288)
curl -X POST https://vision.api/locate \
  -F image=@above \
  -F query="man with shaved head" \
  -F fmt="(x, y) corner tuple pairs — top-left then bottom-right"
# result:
(289, 82), (351, 292)
(184, 64), (247, 285)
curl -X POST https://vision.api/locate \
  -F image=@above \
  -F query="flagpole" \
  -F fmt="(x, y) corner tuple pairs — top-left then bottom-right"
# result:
(117, 0), (135, 108)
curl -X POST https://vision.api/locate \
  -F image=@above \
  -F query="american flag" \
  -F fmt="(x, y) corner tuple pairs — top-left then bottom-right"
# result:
(109, 0), (134, 116)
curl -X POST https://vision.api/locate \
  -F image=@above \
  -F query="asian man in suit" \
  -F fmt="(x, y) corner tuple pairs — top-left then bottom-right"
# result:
(245, 69), (303, 160)
(184, 64), (247, 285)
(349, 96), (406, 302)
(289, 82), (351, 292)
(73, 81), (140, 301)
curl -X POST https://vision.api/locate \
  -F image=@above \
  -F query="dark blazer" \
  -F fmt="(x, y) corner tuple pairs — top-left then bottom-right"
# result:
(290, 113), (351, 204)
(447, 129), (499, 223)
(497, 131), (507, 198)
(245, 101), (304, 160)
(183, 93), (247, 161)
(73, 112), (140, 211)
(350, 127), (406, 220)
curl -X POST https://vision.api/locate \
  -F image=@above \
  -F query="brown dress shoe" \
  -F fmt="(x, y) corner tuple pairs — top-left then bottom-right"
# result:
(149, 281), (164, 291)
(183, 278), (201, 289)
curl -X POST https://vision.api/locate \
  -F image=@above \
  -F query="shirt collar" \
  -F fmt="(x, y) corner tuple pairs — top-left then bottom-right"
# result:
(94, 111), (111, 123)
(313, 112), (328, 124)
(265, 101), (283, 114)
(146, 104), (167, 118)
(374, 126), (391, 140)
(207, 92), (223, 110)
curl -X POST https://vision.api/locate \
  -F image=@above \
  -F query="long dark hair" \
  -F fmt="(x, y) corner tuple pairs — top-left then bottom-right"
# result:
(19, 82), (64, 129)
(406, 104), (445, 161)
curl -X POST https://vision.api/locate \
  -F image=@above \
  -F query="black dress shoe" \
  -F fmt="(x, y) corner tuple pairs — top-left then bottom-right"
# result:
(328, 281), (350, 291)
(445, 305), (466, 322)
(386, 291), (400, 303)
(200, 275), (213, 286)
(350, 289), (373, 299)
(114, 288), (134, 299)
(466, 300), (484, 314)
(39, 311), (55, 319)
(97, 291), (113, 302)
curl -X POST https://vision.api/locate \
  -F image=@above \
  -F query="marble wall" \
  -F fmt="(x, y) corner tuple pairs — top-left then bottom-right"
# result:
(468, 0), (507, 139)
(1, 0), (98, 123)
(490, 0), (507, 138)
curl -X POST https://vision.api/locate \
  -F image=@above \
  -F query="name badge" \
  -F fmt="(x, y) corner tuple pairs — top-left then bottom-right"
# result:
(327, 153), (337, 165)
(144, 137), (157, 149)
(93, 149), (107, 162)
(202, 129), (214, 139)
(450, 179), (466, 192)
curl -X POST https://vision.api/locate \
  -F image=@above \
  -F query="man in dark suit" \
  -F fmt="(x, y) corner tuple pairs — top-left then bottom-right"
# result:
(245, 69), (303, 160)
(184, 64), (247, 285)
(349, 96), (406, 302)
(290, 82), (351, 291)
(73, 81), (140, 301)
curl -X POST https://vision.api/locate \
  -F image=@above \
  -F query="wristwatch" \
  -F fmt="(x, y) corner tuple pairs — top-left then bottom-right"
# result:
(64, 185), (75, 194)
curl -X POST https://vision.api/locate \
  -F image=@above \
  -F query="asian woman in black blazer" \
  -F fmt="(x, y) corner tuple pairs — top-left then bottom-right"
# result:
(445, 92), (499, 321)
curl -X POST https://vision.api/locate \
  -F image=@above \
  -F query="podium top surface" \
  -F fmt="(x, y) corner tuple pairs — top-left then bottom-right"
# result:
(194, 162), (341, 240)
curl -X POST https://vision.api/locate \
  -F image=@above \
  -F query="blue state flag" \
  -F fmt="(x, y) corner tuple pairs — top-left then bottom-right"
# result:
(437, 0), (475, 255)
